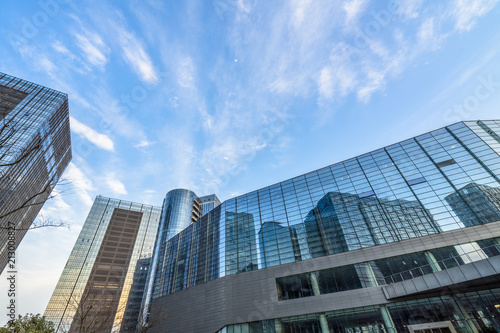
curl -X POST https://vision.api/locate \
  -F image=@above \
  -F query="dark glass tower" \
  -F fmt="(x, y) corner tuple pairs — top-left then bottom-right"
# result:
(0, 72), (71, 273)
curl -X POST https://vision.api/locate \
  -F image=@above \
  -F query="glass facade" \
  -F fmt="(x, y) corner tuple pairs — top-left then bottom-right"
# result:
(44, 196), (161, 332)
(218, 288), (500, 333)
(199, 194), (221, 216)
(0, 72), (71, 273)
(151, 120), (500, 299)
(147, 189), (220, 303)
(276, 237), (500, 301)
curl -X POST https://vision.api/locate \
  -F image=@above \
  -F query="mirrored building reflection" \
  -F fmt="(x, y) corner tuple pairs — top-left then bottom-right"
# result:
(304, 191), (441, 257)
(259, 222), (302, 267)
(146, 120), (500, 333)
(120, 257), (151, 332)
(446, 182), (500, 226)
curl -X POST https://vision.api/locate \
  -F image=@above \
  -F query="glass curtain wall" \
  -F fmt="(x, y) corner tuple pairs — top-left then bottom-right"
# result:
(153, 121), (500, 299)
(218, 288), (500, 333)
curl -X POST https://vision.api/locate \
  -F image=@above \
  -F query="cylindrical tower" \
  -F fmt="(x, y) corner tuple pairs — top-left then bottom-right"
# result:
(159, 188), (200, 242)
(141, 189), (199, 323)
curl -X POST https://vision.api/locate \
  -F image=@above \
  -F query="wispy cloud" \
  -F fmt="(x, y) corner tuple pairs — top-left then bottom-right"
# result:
(62, 162), (96, 208)
(343, 0), (368, 24)
(318, 67), (334, 99)
(16, 44), (58, 76)
(52, 40), (72, 56)
(451, 0), (499, 31)
(177, 56), (196, 89)
(114, 25), (158, 83)
(397, 0), (424, 19)
(134, 139), (155, 150)
(74, 29), (110, 68)
(70, 117), (115, 151)
(98, 0), (499, 198)
(291, 0), (312, 28)
(106, 173), (128, 195)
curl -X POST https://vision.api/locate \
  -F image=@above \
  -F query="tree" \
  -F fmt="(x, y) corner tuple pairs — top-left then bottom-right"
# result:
(134, 306), (169, 333)
(57, 282), (168, 333)
(0, 81), (72, 231)
(59, 284), (126, 333)
(0, 313), (55, 333)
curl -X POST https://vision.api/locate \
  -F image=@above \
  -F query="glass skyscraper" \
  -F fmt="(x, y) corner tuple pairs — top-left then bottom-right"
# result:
(141, 189), (220, 323)
(44, 196), (161, 332)
(146, 120), (500, 333)
(0, 72), (71, 273)
(199, 194), (222, 216)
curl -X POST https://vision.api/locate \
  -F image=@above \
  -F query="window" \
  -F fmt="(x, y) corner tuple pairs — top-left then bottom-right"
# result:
(408, 177), (427, 186)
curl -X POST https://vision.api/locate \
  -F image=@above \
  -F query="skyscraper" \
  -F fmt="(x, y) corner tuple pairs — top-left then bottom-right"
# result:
(199, 194), (221, 216)
(44, 196), (161, 332)
(142, 189), (220, 318)
(146, 120), (500, 333)
(445, 182), (500, 226)
(0, 72), (71, 273)
(303, 191), (441, 258)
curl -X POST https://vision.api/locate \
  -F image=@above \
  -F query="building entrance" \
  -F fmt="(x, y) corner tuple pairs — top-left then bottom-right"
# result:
(408, 321), (456, 333)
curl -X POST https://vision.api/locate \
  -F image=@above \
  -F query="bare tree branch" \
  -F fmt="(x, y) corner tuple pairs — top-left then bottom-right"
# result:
(0, 138), (41, 168)
(0, 215), (70, 231)
(60, 284), (126, 333)
(0, 180), (52, 220)
(135, 306), (169, 333)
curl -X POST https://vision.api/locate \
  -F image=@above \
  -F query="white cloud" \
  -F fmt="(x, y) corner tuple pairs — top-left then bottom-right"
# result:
(418, 18), (435, 41)
(318, 67), (334, 99)
(269, 77), (297, 94)
(74, 30), (110, 67)
(292, 0), (312, 28)
(38, 57), (57, 73)
(52, 40), (72, 57)
(70, 117), (115, 151)
(317, 43), (359, 101)
(343, 0), (368, 24)
(417, 17), (445, 50)
(237, 0), (251, 13)
(177, 56), (196, 89)
(134, 139), (155, 149)
(62, 162), (95, 208)
(357, 70), (386, 101)
(451, 0), (499, 31)
(398, 0), (424, 19)
(106, 173), (128, 195)
(115, 25), (158, 83)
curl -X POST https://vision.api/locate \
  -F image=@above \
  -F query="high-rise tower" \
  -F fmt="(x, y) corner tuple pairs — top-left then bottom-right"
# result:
(44, 196), (161, 332)
(0, 72), (71, 273)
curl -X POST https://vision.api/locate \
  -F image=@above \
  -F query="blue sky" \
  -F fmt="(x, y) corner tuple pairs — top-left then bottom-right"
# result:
(1, 0), (500, 324)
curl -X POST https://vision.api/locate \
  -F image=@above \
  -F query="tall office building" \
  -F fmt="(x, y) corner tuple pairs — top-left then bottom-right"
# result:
(199, 194), (221, 216)
(44, 196), (161, 332)
(141, 189), (220, 321)
(445, 182), (500, 226)
(302, 191), (441, 258)
(0, 72), (71, 273)
(147, 120), (500, 332)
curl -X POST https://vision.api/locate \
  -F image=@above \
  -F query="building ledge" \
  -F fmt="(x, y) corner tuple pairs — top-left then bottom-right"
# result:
(382, 255), (500, 299)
